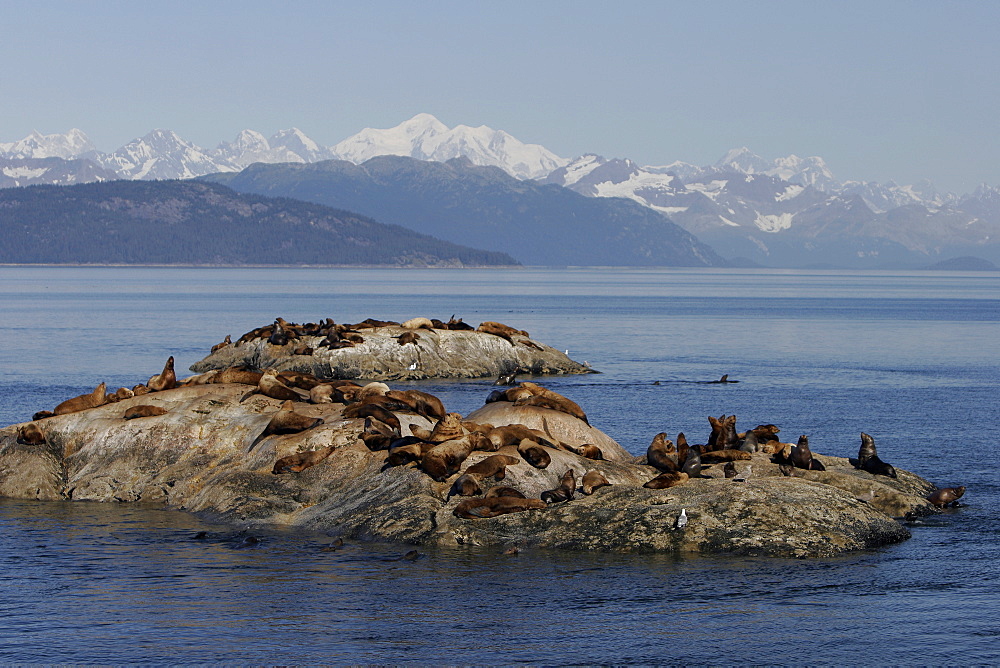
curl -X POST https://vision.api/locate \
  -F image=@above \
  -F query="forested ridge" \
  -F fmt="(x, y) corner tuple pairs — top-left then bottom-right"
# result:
(0, 180), (517, 266)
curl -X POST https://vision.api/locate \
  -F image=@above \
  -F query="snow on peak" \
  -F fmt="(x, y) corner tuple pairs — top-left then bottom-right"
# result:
(0, 128), (97, 160)
(332, 114), (567, 179)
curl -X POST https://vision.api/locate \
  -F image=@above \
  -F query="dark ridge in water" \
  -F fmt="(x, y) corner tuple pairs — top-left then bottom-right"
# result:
(1, 266), (998, 663)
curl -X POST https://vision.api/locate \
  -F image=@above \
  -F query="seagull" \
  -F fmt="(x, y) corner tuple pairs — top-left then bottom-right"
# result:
(856, 489), (877, 503)
(408, 361), (418, 370)
(735, 464), (752, 482)
(674, 508), (688, 530)
(564, 349), (569, 355)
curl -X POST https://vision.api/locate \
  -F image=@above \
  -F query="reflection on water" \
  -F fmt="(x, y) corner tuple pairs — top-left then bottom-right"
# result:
(1, 267), (999, 663)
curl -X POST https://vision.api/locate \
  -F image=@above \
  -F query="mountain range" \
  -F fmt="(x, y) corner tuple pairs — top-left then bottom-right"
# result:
(4, 115), (1000, 267)
(0, 180), (516, 267)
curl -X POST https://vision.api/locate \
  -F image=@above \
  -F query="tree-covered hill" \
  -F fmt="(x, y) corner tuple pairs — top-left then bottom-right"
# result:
(0, 180), (517, 266)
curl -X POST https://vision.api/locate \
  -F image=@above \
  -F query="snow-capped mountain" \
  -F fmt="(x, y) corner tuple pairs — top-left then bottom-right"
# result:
(98, 129), (238, 180)
(212, 130), (305, 169)
(330, 113), (568, 179)
(0, 128), (97, 161)
(0, 156), (117, 188)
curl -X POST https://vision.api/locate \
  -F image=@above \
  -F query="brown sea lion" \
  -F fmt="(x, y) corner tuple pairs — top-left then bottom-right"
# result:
(249, 401), (325, 451)
(573, 444), (604, 460)
(16, 422), (46, 445)
(453, 496), (546, 519)
(292, 345), (314, 356)
(701, 449), (752, 463)
(409, 424), (434, 441)
(465, 454), (520, 480)
(397, 331), (420, 346)
(147, 356), (177, 392)
(421, 436), (476, 481)
(676, 432), (689, 465)
(708, 414), (738, 448)
(446, 316), (475, 331)
(394, 389), (447, 421)
(461, 420), (494, 435)
(484, 486), (527, 499)
(517, 439), (551, 469)
(487, 424), (559, 450)
(447, 473), (482, 498)
(54, 382), (107, 415)
(858, 432), (878, 464)
(681, 447), (704, 479)
(927, 486), (965, 508)
(386, 439), (434, 467)
(276, 370), (324, 390)
(851, 433), (897, 478)
(132, 384), (150, 396)
(342, 403), (401, 432)
(123, 405), (168, 420)
(272, 446), (335, 474)
(644, 471), (689, 489)
(723, 462), (738, 479)
(647, 432), (679, 473)
(542, 469), (577, 504)
(241, 369), (302, 402)
(32, 410), (55, 421)
(428, 413), (466, 443)
(212, 367), (263, 386)
(738, 430), (759, 453)
(478, 320), (528, 337)
(581, 470), (611, 495)
(210, 334), (231, 353)
(518, 382), (589, 425)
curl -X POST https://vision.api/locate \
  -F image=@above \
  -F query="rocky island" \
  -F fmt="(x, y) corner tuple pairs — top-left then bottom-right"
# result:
(191, 316), (593, 380)
(0, 319), (958, 558)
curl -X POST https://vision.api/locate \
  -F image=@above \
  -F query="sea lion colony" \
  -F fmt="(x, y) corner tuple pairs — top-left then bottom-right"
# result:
(212, 316), (545, 354)
(16, 344), (965, 524)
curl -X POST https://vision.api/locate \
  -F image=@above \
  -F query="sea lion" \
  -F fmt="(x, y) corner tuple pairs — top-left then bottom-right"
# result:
(494, 371), (518, 386)
(386, 440), (433, 467)
(461, 420), (495, 435)
(681, 447), (704, 479)
(484, 486), (527, 499)
(396, 331), (420, 346)
(647, 432), (679, 473)
(447, 473), (482, 498)
(123, 405), (168, 420)
(723, 461), (737, 479)
(453, 496), (546, 519)
(708, 415), (738, 448)
(858, 432), (878, 464)
(395, 389), (447, 421)
(54, 382), (107, 415)
(355, 382), (391, 400)
(31, 410), (55, 421)
(487, 424), (559, 450)
(147, 356), (177, 392)
(292, 345), (314, 356)
(518, 382), (589, 425)
(16, 422), (46, 445)
(421, 436), (476, 481)
(211, 334), (231, 353)
(179, 371), (218, 386)
(644, 471), (689, 489)
(790, 435), (813, 470)
(446, 316), (475, 331)
(478, 321), (528, 338)
(708, 374), (738, 383)
(427, 413), (466, 443)
(852, 433), (897, 478)
(541, 469), (576, 503)
(700, 449), (752, 463)
(276, 370), (324, 390)
(581, 470), (611, 495)
(212, 367), (263, 386)
(465, 454), (520, 481)
(342, 403), (401, 432)
(927, 486), (965, 508)
(676, 432), (689, 465)
(248, 401), (325, 451)
(573, 444), (604, 460)
(738, 430), (759, 453)
(517, 439), (551, 469)
(132, 384), (150, 396)
(242, 369), (302, 402)
(401, 317), (434, 330)
(272, 446), (335, 474)
(309, 384), (335, 404)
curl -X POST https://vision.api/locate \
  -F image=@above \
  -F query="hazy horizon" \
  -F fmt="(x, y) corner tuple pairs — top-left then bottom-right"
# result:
(4, 1), (998, 193)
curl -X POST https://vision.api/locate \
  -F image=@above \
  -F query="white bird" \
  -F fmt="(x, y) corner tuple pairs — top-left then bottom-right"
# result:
(408, 361), (418, 370)
(736, 465), (752, 482)
(564, 350), (569, 355)
(856, 489), (878, 503)
(674, 508), (688, 530)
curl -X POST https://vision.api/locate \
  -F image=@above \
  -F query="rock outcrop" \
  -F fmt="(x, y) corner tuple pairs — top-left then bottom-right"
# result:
(191, 319), (593, 381)
(0, 376), (941, 557)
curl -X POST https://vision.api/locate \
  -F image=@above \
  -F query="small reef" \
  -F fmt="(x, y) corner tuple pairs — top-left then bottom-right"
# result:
(190, 316), (593, 381)
(0, 318), (964, 558)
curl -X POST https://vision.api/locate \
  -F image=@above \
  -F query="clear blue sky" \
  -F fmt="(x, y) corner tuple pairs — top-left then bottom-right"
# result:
(3, 0), (998, 193)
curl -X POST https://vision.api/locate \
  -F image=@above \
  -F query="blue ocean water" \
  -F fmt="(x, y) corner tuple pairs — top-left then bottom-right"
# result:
(1, 266), (998, 663)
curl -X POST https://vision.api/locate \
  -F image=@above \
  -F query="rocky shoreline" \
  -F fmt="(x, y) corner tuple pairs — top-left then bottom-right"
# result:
(0, 340), (950, 557)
